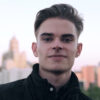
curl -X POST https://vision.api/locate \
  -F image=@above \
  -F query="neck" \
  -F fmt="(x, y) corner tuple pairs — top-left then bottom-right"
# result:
(39, 67), (71, 91)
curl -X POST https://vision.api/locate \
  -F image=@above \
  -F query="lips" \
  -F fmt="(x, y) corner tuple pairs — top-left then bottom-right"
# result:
(48, 55), (67, 61)
(48, 55), (67, 58)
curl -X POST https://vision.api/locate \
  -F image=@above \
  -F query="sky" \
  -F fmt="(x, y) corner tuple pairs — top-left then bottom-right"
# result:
(0, 0), (100, 70)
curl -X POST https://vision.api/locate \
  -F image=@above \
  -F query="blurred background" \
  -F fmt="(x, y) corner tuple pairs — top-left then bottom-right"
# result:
(0, 0), (100, 99)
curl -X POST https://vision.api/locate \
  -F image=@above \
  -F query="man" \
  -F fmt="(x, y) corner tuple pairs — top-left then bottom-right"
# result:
(0, 4), (92, 100)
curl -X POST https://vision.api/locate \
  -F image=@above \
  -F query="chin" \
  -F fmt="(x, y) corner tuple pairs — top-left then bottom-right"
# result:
(43, 67), (67, 75)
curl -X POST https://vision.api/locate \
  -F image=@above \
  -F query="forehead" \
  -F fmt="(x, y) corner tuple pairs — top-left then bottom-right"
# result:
(37, 18), (77, 37)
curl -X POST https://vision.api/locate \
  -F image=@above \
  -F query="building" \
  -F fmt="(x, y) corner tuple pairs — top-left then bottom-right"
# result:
(97, 67), (100, 87)
(0, 67), (32, 84)
(2, 36), (31, 69)
(75, 65), (100, 90)
(0, 36), (33, 84)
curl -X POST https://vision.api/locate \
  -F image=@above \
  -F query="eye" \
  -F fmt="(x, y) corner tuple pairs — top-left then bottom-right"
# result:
(42, 37), (53, 42)
(61, 37), (73, 43)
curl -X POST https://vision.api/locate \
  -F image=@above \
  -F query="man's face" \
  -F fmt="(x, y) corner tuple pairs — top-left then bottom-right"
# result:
(32, 18), (82, 73)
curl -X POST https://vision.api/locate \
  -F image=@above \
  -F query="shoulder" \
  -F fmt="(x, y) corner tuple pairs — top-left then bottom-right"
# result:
(0, 79), (25, 99)
(0, 79), (25, 92)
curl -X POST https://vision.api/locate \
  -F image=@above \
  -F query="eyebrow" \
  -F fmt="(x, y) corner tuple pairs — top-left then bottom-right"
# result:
(40, 33), (54, 37)
(40, 33), (74, 38)
(62, 34), (74, 38)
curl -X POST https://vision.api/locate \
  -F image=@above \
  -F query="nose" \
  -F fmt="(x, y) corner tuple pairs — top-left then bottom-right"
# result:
(52, 38), (63, 51)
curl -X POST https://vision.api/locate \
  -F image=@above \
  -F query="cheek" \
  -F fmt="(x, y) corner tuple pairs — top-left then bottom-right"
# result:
(37, 47), (43, 56)
(37, 44), (47, 57)
(67, 44), (77, 56)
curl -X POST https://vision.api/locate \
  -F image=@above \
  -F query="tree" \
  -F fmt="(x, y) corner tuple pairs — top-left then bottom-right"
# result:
(82, 86), (100, 100)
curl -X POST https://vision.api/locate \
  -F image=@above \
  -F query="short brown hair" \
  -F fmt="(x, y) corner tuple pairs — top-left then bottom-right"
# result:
(34, 4), (83, 36)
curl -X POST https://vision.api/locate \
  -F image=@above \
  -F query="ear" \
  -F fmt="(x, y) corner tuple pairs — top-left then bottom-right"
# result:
(75, 43), (83, 57)
(32, 42), (38, 57)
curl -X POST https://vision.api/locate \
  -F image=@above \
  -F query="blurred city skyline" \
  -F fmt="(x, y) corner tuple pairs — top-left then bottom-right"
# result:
(0, 0), (100, 69)
(0, 36), (100, 89)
